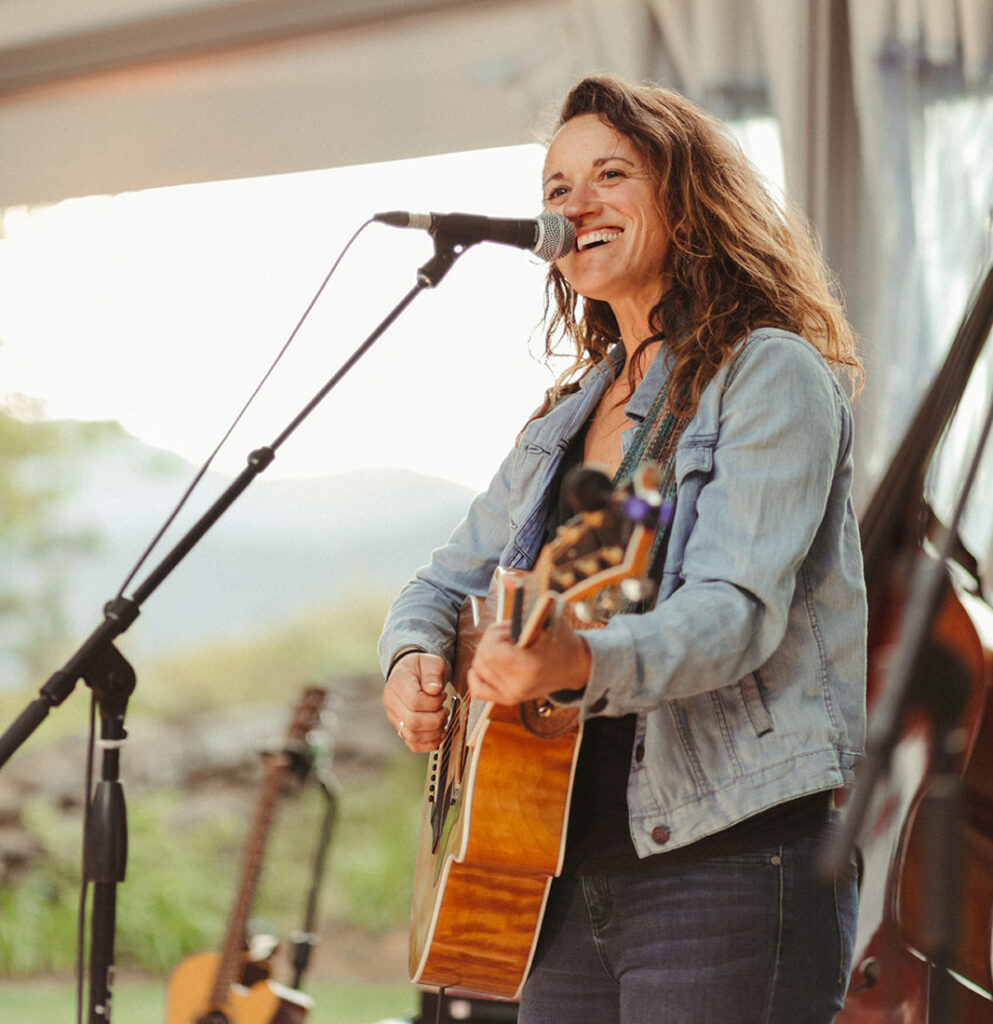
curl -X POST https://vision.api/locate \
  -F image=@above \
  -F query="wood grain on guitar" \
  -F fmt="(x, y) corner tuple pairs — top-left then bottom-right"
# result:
(409, 464), (671, 999)
(165, 687), (325, 1024)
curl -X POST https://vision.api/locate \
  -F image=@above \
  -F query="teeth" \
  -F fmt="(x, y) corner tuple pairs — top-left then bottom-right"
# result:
(578, 229), (622, 251)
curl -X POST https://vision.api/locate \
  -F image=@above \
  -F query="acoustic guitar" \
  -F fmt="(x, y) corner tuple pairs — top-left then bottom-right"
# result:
(165, 686), (326, 1024)
(408, 464), (669, 999)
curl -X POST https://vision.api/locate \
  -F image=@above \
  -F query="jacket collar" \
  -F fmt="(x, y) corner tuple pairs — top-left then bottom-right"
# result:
(624, 343), (672, 424)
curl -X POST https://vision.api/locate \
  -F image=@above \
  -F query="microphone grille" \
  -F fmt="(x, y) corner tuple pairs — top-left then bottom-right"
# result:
(534, 211), (576, 261)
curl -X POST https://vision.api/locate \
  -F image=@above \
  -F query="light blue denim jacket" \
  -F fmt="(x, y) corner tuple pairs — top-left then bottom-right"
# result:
(380, 328), (867, 856)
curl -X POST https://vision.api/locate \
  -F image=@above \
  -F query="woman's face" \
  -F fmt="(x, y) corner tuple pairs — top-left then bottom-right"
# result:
(543, 114), (671, 331)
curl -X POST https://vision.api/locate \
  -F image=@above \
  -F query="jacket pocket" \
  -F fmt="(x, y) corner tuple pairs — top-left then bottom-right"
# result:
(668, 673), (775, 792)
(661, 434), (717, 589)
(674, 432), (716, 487)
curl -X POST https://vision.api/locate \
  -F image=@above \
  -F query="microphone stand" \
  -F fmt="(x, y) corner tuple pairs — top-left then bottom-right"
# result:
(289, 740), (339, 991)
(0, 233), (472, 1023)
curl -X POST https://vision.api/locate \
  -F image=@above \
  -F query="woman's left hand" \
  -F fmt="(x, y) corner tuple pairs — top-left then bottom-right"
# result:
(467, 616), (591, 705)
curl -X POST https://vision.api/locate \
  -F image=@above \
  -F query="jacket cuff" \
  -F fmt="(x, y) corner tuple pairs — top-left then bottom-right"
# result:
(581, 624), (640, 715)
(547, 686), (586, 705)
(385, 646), (426, 681)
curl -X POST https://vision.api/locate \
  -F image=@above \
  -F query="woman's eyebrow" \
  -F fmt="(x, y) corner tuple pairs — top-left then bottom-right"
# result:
(542, 155), (636, 188)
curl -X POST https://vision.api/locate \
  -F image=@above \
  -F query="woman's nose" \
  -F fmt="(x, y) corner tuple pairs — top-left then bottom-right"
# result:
(562, 179), (599, 221)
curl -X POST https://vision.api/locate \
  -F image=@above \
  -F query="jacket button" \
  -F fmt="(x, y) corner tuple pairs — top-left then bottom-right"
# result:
(589, 696), (608, 713)
(651, 826), (670, 845)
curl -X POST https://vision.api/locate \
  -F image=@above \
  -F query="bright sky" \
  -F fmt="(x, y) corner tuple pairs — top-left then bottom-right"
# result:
(0, 144), (556, 493)
(0, 124), (782, 494)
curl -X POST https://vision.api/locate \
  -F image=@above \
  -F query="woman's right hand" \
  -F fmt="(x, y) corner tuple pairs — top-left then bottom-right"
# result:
(382, 652), (450, 753)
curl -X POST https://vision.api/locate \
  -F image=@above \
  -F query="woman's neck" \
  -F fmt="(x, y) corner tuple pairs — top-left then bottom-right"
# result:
(610, 282), (668, 358)
(618, 334), (664, 386)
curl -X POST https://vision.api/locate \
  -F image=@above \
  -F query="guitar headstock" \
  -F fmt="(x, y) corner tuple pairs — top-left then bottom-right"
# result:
(514, 463), (673, 645)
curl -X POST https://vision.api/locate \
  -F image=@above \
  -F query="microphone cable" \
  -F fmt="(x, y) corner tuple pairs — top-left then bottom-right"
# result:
(111, 217), (376, 603)
(72, 216), (374, 1024)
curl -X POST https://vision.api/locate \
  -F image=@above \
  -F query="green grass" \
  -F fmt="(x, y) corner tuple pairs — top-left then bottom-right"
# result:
(0, 976), (418, 1023)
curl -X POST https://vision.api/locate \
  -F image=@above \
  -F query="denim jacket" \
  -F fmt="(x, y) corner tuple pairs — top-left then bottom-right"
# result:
(379, 328), (867, 856)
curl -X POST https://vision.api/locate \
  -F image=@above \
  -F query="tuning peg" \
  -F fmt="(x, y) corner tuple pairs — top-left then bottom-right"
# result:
(621, 494), (654, 525)
(621, 577), (657, 603)
(576, 555), (603, 577)
(572, 601), (596, 624)
(632, 463), (663, 498)
(563, 465), (614, 512)
(636, 461), (662, 484)
(551, 568), (578, 589)
(560, 521), (586, 542)
(596, 590), (625, 614)
(623, 494), (674, 529)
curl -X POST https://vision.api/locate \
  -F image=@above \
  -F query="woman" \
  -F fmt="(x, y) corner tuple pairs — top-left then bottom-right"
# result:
(380, 74), (866, 1023)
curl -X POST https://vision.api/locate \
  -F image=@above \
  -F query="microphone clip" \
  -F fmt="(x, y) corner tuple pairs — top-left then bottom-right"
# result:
(417, 232), (472, 288)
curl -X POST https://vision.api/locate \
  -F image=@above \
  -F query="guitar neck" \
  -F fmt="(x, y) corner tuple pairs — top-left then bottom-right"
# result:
(208, 751), (289, 1007)
(502, 569), (560, 648)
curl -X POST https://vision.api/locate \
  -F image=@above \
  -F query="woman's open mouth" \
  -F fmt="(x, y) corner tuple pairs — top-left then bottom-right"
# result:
(577, 229), (623, 251)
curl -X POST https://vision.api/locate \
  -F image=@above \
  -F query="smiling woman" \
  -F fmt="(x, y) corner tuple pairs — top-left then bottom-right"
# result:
(379, 73), (865, 1024)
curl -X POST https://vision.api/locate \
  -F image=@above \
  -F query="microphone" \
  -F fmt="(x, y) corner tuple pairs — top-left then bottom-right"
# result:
(373, 210), (575, 262)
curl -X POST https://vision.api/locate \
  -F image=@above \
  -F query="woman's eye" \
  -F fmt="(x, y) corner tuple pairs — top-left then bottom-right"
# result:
(546, 186), (569, 201)
(601, 168), (625, 181)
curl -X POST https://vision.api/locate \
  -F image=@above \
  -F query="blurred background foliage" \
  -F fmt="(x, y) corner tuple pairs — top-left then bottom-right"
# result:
(0, 745), (423, 977)
(0, 403), (426, 980)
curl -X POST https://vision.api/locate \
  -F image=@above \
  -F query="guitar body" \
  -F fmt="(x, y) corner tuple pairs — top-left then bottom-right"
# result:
(409, 680), (583, 998)
(163, 950), (280, 1024)
(408, 466), (668, 999)
(166, 951), (312, 1023)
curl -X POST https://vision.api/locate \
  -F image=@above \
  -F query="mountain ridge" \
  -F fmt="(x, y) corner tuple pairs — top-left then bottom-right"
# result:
(12, 418), (476, 674)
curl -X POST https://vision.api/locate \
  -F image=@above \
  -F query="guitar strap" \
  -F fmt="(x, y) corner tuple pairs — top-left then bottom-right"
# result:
(610, 370), (688, 599)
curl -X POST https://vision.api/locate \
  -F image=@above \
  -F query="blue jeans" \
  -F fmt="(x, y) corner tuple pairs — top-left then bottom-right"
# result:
(518, 831), (858, 1024)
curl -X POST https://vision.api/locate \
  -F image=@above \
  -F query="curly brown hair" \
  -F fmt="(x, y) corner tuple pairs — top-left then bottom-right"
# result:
(540, 74), (862, 415)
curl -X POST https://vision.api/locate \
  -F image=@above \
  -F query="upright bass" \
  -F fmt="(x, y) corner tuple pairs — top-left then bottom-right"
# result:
(836, 263), (993, 1022)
